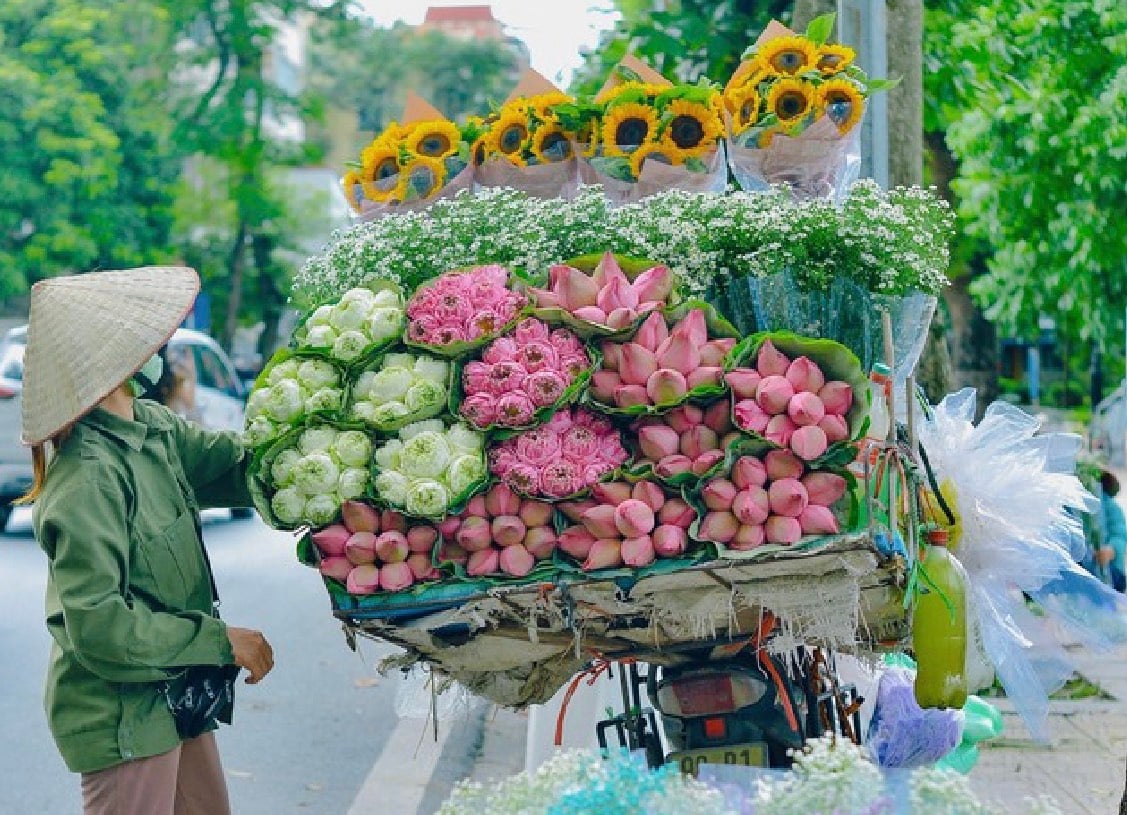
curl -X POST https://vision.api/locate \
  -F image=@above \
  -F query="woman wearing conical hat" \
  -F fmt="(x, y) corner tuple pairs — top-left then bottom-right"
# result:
(20, 267), (273, 815)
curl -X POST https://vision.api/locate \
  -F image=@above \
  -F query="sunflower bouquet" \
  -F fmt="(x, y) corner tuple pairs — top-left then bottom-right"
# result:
(569, 57), (728, 206)
(342, 93), (475, 219)
(723, 14), (896, 202)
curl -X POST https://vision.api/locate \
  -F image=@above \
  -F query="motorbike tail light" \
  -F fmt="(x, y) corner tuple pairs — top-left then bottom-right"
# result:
(0, 385), (16, 399)
(656, 672), (767, 717)
(703, 717), (727, 740)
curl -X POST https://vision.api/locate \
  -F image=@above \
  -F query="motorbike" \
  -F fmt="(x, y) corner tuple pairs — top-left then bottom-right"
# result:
(593, 614), (864, 774)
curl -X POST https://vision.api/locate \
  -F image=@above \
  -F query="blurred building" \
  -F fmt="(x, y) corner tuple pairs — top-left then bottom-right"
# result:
(421, 5), (530, 73)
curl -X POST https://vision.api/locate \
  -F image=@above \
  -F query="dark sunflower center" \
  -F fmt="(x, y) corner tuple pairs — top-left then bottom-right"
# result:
(417, 133), (452, 157)
(776, 91), (809, 120)
(819, 54), (843, 71)
(739, 97), (759, 124)
(473, 140), (486, 165)
(375, 157), (399, 181)
(669, 114), (706, 149)
(771, 50), (805, 73)
(614, 116), (650, 148)
(499, 124), (527, 154)
(539, 131), (572, 160)
(408, 164), (438, 196)
(826, 98), (854, 126)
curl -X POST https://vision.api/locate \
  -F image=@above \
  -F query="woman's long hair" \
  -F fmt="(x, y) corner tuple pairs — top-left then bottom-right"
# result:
(17, 428), (70, 505)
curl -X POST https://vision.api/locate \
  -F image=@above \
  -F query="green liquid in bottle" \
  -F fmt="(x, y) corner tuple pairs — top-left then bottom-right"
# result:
(913, 529), (969, 709)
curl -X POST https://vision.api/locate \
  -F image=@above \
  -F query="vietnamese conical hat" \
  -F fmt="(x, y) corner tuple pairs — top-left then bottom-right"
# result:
(21, 266), (200, 445)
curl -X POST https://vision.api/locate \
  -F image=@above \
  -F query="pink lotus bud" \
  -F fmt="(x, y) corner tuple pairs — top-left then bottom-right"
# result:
(657, 335), (701, 376)
(653, 525), (688, 557)
(499, 543), (536, 577)
(597, 272), (639, 313)
(375, 531), (409, 564)
(406, 552), (438, 581)
(615, 384), (651, 407)
(787, 392), (826, 427)
(732, 486), (770, 525)
(581, 504), (621, 539)
(634, 311), (670, 352)
(614, 498), (656, 538)
(464, 494), (489, 518)
(551, 264), (599, 310)
(681, 425), (720, 460)
(819, 381), (854, 416)
(672, 309), (708, 346)
(768, 478), (809, 518)
(518, 499), (554, 528)
(592, 252), (627, 288)
(529, 287), (561, 309)
(345, 532), (378, 565)
(606, 307), (639, 330)
(341, 502), (380, 534)
(688, 366), (724, 390)
(702, 401), (734, 435)
(490, 514), (527, 548)
(756, 375), (795, 415)
(631, 264), (674, 305)
(654, 454), (694, 479)
(765, 414), (797, 446)
(558, 525), (597, 559)
(592, 481), (633, 506)
(380, 510), (407, 533)
(573, 305), (609, 325)
(732, 524), (766, 550)
(667, 404), (704, 433)
(639, 424), (681, 461)
(591, 370), (624, 403)
(484, 483), (521, 518)
(658, 497), (697, 529)
(622, 535), (656, 567)
(600, 342), (624, 371)
(700, 339), (735, 367)
(785, 356), (826, 393)
(406, 525), (439, 554)
(559, 499), (598, 522)
(818, 414), (850, 443)
(466, 548), (501, 576)
(647, 369), (689, 405)
(725, 369), (762, 400)
(790, 425), (829, 461)
(765, 515), (802, 545)
(756, 339), (791, 377)
(620, 345), (658, 387)
(438, 516), (462, 538)
(732, 456), (768, 490)
(582, 539), (624, 571)
(799, 505), (839, 535)
(722, 431), (742, 448)
(631, 480), (666, 512)
(802, 472), (849, 506)
(734, 399), (770, 433)
(346, 564), (381, 595)
(319, 556), (353, 581)
(765, 449), (805, 481)
(438, 542), (468, 565)
(699, 511), (740, 543)
(456, 516), (493, 552)
(523, 526), (558, 560)
(703, 479), (738, 511)
(313, 524), (351, 557)
(691, 450), (725, 475)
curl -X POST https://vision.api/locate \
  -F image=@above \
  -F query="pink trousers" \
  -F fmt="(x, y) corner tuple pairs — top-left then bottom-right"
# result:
(80, 732), (231, 815)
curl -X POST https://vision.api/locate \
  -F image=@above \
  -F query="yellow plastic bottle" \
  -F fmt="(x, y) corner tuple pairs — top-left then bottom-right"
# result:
(912, 529), (969, 709)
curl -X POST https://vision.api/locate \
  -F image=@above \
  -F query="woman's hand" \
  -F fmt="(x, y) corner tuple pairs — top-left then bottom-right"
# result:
(227, 626), (275, 684)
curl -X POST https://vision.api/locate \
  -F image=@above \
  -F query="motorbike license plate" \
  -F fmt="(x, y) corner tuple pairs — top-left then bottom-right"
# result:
(668, 742), (769, 776)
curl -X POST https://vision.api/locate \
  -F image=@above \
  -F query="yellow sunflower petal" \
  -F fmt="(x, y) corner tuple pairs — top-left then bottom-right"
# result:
(341, 171), (362, 213)
(766, 77), (817, 124)
(601, 102), (659, 157)
(629, 142), (681, 179)
(531, 123), (573, 164)
(817, 44), (856, 75)
(524, 91), (573, 118)
(726, 85), (763, 135)
(359, 143), (402, 202)
(661, 98), (723, 157)
(817, 78), (865, 134)
(406, 120), (461, 159)
(600, 81), (665, 106)
(757, 35), (818, 76)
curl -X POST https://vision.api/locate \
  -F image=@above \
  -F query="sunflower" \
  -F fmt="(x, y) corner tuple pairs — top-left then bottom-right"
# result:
(488, 108), (531, 158)
(756, 35), (818, 76)
(524, 91), (573, 118)
(395, 155), (446, 202)
(766, 77), (817, 124)
(816, 44), (855, 75)
(531, 123), (573, 164)
(601, 103), (659, 156)
(661, 98), (723, 156)
(818, 78), (865, 134)
(600, 81), (665, 106)
(575, 118), (600, 156)
(405, 120), (461, 159)
(341, 170), (362, 213)
(727, 60), (771, 98)
(628, 142), (680, 179)
(470, 134), (489, 166)
(726, 85), (762, 135)
(359, 142), (402, 201)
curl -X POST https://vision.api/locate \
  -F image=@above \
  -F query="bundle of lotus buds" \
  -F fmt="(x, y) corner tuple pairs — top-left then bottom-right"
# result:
(435, 483), (558, 577)
(529, 253), (674, 330)
(311, 500), (441, 594)
(593, 310), (736, 409)
(727, 339), (854, 460)
(698, 450), (849, 548)
(556, 480), (698, 570)
(634, 402), (741, 479)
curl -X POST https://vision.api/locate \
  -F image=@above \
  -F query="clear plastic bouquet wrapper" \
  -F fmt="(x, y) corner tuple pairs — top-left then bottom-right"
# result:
(342, 93), (474, 219)
(724, 15), (896, 203)
(568, 57), (728, 207)
(471, 69), (580, 200)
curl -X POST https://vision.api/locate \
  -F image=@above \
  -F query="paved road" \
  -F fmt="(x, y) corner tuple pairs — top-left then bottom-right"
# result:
(0, 508), (419, 814)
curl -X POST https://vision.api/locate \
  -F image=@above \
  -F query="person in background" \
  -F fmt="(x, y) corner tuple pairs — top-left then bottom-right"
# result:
(1097, 469), (1126, 593)
(19, 266), (273, 815)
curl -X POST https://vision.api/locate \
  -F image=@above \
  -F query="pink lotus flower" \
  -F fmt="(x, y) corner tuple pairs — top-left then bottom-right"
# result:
(499, 543), (536, 576)
(657, 335), (700, 376)
(486, 361), (528, 396)
(595, 432), (629, 468)
(573, 305), (609, 325)
(653, 525), (688, 557)
(592, 481), (633, 506)
(558, 499), (597, 522)
(375, 531), (409, 564)
(688, 366), (724, 389)
(407, 316), (440, 344)
(647, 369), (688, 405)
(634, 312), (669, 353)
(597, 271), (639, 314)
(786, 356), (826, 393)
(558, 526), (597, 559)
(526, 370), (568, 407)
(496, 392), (537, 426)
(666, 404), (703, 433)
(319, 556), (353, 581)
(734, 399), (771, 433)
(819, 414), (850, 443)
(725, 369), (762, 400)
(802, 472), (848, 506)
(438, 542), (468, 565)
(699, 511), (740, 543)
(518, 499), (554, 528)
(765, 414), (798, 446)
(342, 501), (381, 535)
(615, 384), (650, 407)
(819, 381), (854, 416)
(501, 463), (541, 494)
(622, 535), (656, 567)
(606, 307), (638, 330)
(638, 424), (680, 461)
(561, 424), (600, 462)
(517, 341), (560, 375)
(702, 402), (734, 437)
(593, 252), (629, 289)
(381, 511), (407, 532)
(346, 564), (381, 594)
(768, 478), (809, 518)
(541, 460), (583, 498)
(582, 538), (624, 571)
(464, 494), (489, 518)
(631, 480), (666, 512)
(407, 525), (439, 554)
(456, 516), (493, 552)
(345, 532), (378, 565)
(765, 449), (805, 481)
(732, 524), (766, 550)
(435, 324), (469, 346)
(600, 342), (623, 371)
(313, 524), (351, 558)
(765, 515), (802, 545)
(788, 392), (826, 427)
(791, 425), (829, 461)
(703, 479), (738, 512)
(515, 318), (551, 345)
(551, 328), (584, 354)
(438, 515), (462, 538)
(463, 361), (493, 395)
(523, 527), (558, 560)
(619, 344), (659, 387)
(658, 498), (696, 529)
(756, 339), (790, 377)
(406, 552), (438, 581)
(511, 425), (564, 466)
(630, 264), (674, 305)
(654, 454), (694, 479)
(732, 487), (770, 526)
(484, 483), (521, 517)
(548, 264), (599, 310)
(483, 337), (520, 365)
(681, 425), (719, 460)
(615, 499), (655, 538)
(799, 505), (839, 535)
(581, 504), (621, 539)
(466, 548), (501, 576)
(461, 393), (498, 428)
(591, 370), (623, 403)
(732, 456), (768, 490)
(691, 449), (726, 476)
(672, 309), (708, 346)
(756, 375), (795, 415)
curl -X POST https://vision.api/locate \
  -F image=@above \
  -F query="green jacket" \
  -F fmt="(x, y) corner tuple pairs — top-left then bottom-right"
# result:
(34, 400), (252, 773)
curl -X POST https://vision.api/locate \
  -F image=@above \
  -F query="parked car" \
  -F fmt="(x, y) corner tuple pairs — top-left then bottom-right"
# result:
(0, 326), (250, 530)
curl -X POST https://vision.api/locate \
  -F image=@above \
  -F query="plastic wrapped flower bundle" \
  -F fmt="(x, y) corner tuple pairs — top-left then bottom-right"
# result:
(348, 351), (451, 431)
(244, 355), (347, 447)
(294, 283), (406, 364)
(264, 425), (374, 528)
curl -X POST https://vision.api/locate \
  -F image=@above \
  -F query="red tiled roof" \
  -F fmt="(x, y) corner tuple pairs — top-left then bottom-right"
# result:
(424, 5), (496, 23)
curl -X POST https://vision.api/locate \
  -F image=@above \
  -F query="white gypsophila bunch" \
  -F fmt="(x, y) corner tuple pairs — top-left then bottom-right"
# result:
(909, 766), (1003, 815)
(243, 356), (347, 448)
(268, 424), (373, 527)
(755, 736), (889, 815)
(349, 352), (450, 431)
